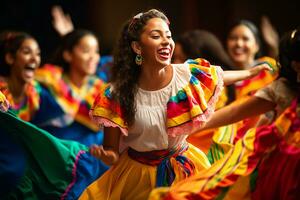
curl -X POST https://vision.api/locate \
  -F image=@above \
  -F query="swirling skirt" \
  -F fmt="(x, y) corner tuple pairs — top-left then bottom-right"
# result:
(79, 144), (211, 200)
(0, 110), (108, 200)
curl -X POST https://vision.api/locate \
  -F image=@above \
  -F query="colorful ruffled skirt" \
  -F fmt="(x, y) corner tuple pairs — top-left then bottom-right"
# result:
(79, 143), (211, 200)
(149, 98), (300, 200)
(0, 110), (109, 200)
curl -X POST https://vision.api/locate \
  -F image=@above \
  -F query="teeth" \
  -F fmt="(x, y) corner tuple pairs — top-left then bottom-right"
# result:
(158, 49), (170, 54)
(26, 63), (37, 69)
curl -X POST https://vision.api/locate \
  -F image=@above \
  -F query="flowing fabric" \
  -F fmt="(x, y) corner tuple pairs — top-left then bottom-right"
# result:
(79, 145), (210, 200)
(234, 57), (278, 99)
(0, 110), (108, 200)
(251, 99), (300, 200)
(149, 98), (300, 200)
(187, 57), (278, 154)
(80, 58), (223, 200)
(127, 144), (195, 187)
(166, 59), (223, 136)
(33, 64), (105, 146)
(206, 57), (279, 162)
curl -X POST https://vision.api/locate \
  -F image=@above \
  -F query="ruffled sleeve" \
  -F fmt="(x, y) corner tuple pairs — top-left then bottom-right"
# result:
(90, 85), (128, 136)
(167, 58), (224, 137)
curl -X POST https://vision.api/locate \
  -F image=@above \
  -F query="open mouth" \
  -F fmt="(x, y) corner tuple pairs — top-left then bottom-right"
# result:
(23, 63), (37, 80)
(24, 63), (37, 71)
(158, 48), (171, 60)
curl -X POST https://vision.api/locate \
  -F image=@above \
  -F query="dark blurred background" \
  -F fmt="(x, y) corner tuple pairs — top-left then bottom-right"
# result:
(1, 0), (299, 63)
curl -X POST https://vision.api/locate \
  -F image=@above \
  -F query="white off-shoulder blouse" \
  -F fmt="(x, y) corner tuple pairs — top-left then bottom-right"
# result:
(90, 59), (224, 152)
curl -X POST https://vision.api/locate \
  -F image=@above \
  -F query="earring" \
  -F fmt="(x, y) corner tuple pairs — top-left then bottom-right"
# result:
(135, 54), (143, 65)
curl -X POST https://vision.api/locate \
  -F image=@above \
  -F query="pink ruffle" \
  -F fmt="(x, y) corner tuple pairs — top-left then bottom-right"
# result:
(168, 116), (206, 137)
(89, 110), (128, 136)
(61, 150), (85, 200)
(167, 66), (224, 137)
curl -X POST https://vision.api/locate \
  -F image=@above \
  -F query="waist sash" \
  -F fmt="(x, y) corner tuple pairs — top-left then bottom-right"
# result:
(128, 143), (195, 187)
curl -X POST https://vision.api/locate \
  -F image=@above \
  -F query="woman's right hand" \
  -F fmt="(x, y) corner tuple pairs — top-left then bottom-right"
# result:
(51, 5), (74, 36)
(89, 144), (119, 165)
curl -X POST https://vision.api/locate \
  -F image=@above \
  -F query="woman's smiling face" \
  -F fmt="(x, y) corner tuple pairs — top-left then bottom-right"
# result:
(227, 24), (259, 68)
(10, 38), (41, 83)
(136, 17), (175, 68)
(67, 34), (100, 76)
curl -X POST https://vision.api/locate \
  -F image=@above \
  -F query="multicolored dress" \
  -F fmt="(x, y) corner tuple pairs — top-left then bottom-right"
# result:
(0, 77), (66, 129)
(251, 78), (300, 200)
(205, 57), (279, 199)
(0, 72), (109, 198)
(207, 57), (278, 158)
(33, 64), (105, 146)
(78, 58), (224, 200)
(187, 57), (278, 155)
(149, 78), (300, 200)
(0, 78), (41, 121)
(0, 86), (109, 199)
(0, 109), (108, 200)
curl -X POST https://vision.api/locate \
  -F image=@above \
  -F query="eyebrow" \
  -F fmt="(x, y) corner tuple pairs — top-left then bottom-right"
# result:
(149, 29), (171, 34)
(20, 46), (40, 50)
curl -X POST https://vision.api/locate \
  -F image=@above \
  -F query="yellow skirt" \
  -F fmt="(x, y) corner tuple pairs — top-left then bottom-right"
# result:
(79, 144), (211, 200)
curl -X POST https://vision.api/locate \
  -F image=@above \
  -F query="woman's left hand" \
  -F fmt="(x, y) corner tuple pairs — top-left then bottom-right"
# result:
(89, 144), (120, 165)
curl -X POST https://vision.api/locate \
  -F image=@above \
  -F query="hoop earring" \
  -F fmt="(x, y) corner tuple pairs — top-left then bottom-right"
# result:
(135, 54), (143, 65)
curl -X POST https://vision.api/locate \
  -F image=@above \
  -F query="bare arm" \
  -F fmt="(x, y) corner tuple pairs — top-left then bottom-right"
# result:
(90, 127), (121, 166)
(223, 64), (272, 86)
(261, 16), (279, 58)
(51, 5), (74, 36)
(195, 96), (276, 132)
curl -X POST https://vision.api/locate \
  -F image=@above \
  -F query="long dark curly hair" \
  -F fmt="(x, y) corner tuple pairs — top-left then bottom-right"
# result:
(111, 9), (169, 126)
(278, 28), (300, 89)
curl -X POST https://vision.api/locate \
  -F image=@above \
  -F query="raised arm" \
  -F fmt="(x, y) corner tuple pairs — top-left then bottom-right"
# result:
(196, 96), (276, 132)
(51, 5), (74, 36)
(222, 63), (271, 85)
(261, 16), (279, 58)
(89, 127), (121, 166)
